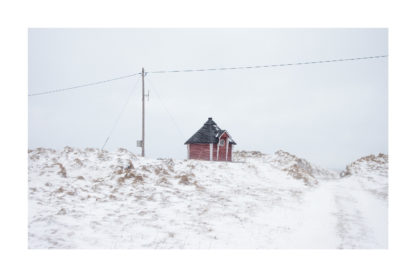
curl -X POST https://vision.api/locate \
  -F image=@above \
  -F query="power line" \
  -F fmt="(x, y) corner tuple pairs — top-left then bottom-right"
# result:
(29, 72), (142, 97)
(147, 77), (185, 139)
(101, 76), (141, 151)
(148, 55), (388, 74)
(28, 55), (387, 97)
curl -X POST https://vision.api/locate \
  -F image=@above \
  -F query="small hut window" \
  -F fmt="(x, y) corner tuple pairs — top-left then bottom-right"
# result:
(219, 139), (225, 146)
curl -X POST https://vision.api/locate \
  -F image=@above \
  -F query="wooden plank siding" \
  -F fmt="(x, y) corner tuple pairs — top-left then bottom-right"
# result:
(189, 135), (233, 161)
(189, 144), (211, 160)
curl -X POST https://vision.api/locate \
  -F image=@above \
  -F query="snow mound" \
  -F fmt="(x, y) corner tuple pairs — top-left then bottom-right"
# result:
(341, 153), (388, 177)
(28, 147), (314, 248)
(340, 153), (388, 200)
(234, 150), (337, 185)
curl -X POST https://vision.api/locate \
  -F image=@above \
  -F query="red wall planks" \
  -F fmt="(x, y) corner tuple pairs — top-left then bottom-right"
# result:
(189, 144), (210, 160)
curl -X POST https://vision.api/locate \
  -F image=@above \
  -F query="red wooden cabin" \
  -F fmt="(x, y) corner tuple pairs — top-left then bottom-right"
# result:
(185, 117), (236, 161)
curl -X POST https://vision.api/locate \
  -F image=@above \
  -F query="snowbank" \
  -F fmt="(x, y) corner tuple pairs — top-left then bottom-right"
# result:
(28, 147), (387, 249)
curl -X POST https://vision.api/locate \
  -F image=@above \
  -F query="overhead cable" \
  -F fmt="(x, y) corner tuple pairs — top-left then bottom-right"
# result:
(28, 55), (388, 97)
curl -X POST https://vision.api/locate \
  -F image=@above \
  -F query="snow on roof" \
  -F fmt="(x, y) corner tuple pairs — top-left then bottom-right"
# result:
(184, 117), (237, 145)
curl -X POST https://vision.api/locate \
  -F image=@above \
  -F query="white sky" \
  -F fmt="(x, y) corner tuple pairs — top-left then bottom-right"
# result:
(28, 28), (387, 169)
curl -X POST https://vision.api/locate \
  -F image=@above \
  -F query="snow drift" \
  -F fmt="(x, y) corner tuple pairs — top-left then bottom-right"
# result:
(28, 147), (387, 249)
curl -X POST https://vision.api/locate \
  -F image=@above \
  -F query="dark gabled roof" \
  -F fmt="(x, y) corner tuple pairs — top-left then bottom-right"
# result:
(185, 117), (236, 145)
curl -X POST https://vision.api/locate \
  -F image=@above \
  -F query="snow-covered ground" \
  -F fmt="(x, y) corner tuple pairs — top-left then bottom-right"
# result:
(28, 147), (388, 249)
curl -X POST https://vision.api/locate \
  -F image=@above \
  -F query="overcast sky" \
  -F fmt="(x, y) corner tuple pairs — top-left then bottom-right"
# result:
(28, 29), (387, 169)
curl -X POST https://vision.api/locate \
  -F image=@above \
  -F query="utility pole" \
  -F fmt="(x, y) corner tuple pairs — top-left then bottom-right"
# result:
(141, 67), (145, 157)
